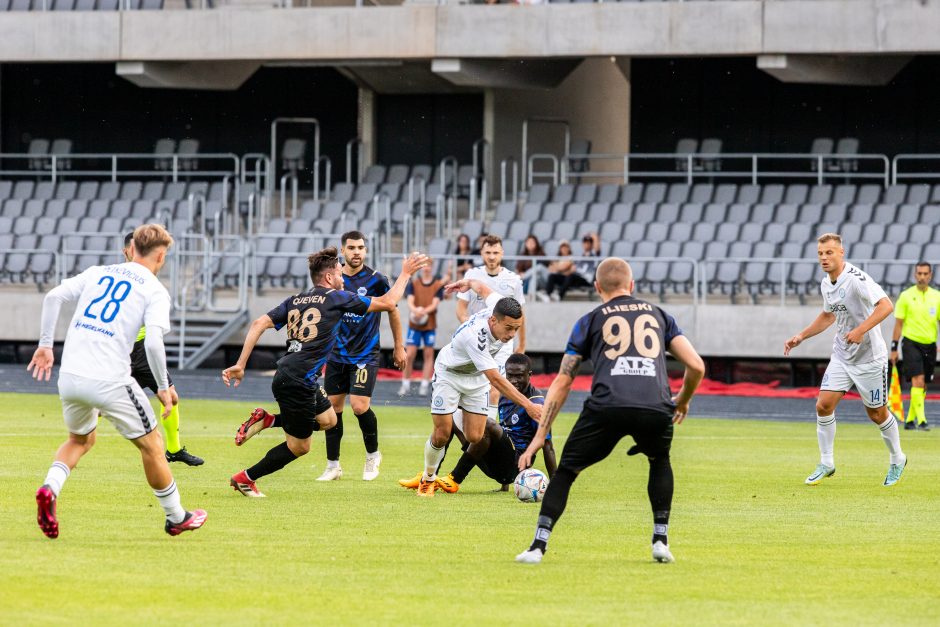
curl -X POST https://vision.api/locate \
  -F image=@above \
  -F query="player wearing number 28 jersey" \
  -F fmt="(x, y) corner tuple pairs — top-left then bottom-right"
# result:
(223, 247), (430, 498)
(29, 224), (206, 539)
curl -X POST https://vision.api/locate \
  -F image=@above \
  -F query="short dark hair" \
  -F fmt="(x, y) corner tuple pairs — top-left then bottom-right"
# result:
(915, 261), (932, 271)
(124, 232), (134, 247)
(481, 234), (503, 249)
(341, 231), (367, 246)
(506, 353), (531, 370)
(308, 246), (340, 284)
(493, 297), (523, 320)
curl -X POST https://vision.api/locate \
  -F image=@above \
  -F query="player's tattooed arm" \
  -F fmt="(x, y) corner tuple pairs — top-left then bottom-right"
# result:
(559, 353), (582, 378)
(517, 354), (580, 471)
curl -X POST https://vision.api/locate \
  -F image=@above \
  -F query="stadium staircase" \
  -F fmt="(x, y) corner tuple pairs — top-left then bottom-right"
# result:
(165, 311), (249, 369)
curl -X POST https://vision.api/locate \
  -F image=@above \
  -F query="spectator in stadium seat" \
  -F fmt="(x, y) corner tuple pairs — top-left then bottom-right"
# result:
(545, 234), (600, 301)
(451, 233), (475, 280)
(516, 235), (549, 296)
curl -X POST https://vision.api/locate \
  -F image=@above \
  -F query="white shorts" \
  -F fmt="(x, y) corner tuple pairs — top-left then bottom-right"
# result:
(821, 358), (888, 408)
(58, 372), (157, 440)
(430, 364), (489, 416)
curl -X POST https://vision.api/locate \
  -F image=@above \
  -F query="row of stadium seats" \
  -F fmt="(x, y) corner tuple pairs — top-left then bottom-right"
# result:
(0, 180), (225, 203)
(0, 0), (162, 9)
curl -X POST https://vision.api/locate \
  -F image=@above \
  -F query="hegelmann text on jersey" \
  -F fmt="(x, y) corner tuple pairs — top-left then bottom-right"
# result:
(73, 320), (115, 338)
(611, 356), (656, 377)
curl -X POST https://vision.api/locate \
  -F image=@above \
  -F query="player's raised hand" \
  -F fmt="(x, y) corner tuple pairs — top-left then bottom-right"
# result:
(222, 364), (245, 387)
(27, 346), (54, 382)
(401, 251), (431, 275)
(783, 334), (803, 356)
(444, 278), (471, 295)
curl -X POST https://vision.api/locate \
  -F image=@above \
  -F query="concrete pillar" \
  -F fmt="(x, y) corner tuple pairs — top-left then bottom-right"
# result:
(490, 56), (631, 197)
(357, 87), (376, 174)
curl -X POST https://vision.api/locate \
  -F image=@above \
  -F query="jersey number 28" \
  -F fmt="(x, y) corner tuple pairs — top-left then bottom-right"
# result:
(83, 276), (132, 323)
(602, 314), (661, 360)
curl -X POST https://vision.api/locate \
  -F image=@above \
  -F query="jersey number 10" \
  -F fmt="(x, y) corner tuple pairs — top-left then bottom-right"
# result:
(83, 276), (133, 323)
(602, 314), (661, 360)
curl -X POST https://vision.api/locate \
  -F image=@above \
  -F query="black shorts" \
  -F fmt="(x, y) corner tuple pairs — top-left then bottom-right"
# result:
(467, 431), (519, 485)
(272, 370), (332, 439)
(902, 339), (937, 383)
(129, 338), (174, 393)
(324, 362), (378, 397)
(559, 406), (674, 472)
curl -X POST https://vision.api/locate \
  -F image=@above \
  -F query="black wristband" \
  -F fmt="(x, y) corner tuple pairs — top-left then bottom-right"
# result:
(891, 340), (899, 351)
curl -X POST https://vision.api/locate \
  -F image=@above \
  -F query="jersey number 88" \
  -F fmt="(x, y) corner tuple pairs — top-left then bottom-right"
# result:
(287, 308), (321, 341)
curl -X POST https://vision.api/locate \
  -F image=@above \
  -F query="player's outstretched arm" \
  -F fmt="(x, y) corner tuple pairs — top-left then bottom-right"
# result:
(444, 278), (494, 300)
(222, 314), (275, 387)
(29, 276), (89, 381)
(784, 311), (836, 355)
(846, 296), (893, 345)
(668, 335), (706, 424)
(517, 353), (581, 471)
(368, 252), (430, 313)
(483, 369), (543, 423)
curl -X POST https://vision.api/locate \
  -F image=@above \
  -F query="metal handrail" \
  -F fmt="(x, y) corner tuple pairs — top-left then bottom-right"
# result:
(240, 153), (272, 198)
(438, 156), (459, 201)
(0, 247), (62, 284)
(279, 173), (299, 219)
(527, 154), (559, 187)
(891, 154), (940, 184)
(472, 137), (491, 209)
(371, 192), (393, 263)
(500, 157), (519, 204)
(271, 117), (320, 200)
(521, 117), (570, 191)
(0, 152), (239, 183)
(346, 138), (364, 184)
(315, 155), (332, 201)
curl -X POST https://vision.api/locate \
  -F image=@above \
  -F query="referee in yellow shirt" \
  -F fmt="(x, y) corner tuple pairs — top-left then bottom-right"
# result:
(890, 261), (940, 431)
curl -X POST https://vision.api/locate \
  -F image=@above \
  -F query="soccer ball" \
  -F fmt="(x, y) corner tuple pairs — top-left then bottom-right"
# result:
(513, 469), (548, 503)
(410, 311), (429, 326)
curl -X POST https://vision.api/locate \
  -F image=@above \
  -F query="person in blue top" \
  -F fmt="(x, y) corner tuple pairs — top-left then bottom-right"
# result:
(319, 231), (407, 482)
(222, 247), (428, 498)
(401, 353), (555, 493)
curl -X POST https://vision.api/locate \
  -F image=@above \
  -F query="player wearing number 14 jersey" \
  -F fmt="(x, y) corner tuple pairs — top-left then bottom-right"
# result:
(223, 247), (429, 498)
(29, 224), (206, 538)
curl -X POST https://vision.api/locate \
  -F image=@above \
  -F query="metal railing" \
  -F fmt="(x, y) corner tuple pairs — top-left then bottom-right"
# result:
(270, 117), (320, 200)
(500, 157), (520, 204)
(0, 152), (239, 184)
(346, 138), (365, 184)
(521, 117), (570, 191)
(891, 154), (940, 184)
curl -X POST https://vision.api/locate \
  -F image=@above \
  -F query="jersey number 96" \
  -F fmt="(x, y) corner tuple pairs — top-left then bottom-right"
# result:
(602, 314), (661, 360)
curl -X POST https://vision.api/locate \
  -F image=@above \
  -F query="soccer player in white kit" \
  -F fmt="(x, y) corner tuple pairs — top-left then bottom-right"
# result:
(412, 278), (542, 497)
(784, 233), (907, 487)
(28, 224), (207, 538)
(455, 234), (526, 421)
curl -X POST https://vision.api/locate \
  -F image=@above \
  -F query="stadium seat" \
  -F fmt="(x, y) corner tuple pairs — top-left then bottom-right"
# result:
(678, 203), (704, 223)
(599, 221), (622, 243)
(563, 202), (587, 223)
(526, 184), (551, 205)
(542, 202), (564, 222)
(619, 183), (643, 203)
(666, 183), (690, 204)
(386, 165), (410, 185)
(713, 183), (737, 205)
(574, 184), (597, 203)
(690, 183), (714, 204)
(808, 184), (833, 204)
(597, 184), (619, 204)
(551, 184), (575, 203)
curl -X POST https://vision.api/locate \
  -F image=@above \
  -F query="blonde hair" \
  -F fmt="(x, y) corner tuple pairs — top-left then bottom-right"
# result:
(133, 223), (174, 257)
(596, 257), (633, 292)
(817, 232), (843, 246)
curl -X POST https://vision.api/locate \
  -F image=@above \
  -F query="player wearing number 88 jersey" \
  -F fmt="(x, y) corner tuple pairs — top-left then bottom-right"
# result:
(222, 247), (430, 498)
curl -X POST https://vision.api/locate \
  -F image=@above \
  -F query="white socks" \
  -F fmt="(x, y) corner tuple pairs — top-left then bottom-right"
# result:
(326, 460), (340, 469)
(44, 461), (70, 497)
(816, 414), (836, 467)
(879, 415), (905, 465)
(486, 405), (498, 422)
(153, 480), (186, 524)
(423, 438), (445, 481)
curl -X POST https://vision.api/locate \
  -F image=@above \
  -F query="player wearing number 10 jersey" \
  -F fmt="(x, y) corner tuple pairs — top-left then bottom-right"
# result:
(29, 224), (207, 539)
(223, 247), (429, 498)
(514, 258), (704, 565)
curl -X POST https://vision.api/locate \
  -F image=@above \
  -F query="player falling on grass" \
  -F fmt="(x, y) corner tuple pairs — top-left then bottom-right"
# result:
(515, 258), (704, 565)
(456, 234), (527, 422)
(29, 224), (206, 538)
(399, 352), (555, 493)
(784, 232), (907, 487)
(407, 277), (542, 497)
(121, 232), (203, 466)
(319, 231), (406, 482)
(224, 248), (429, 498)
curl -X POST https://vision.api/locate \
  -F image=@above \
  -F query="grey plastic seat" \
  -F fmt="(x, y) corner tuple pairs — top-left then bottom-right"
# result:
(882, 184), (907, 205)
(13, 181), (35, 200)
(33, 181), (55, 201)
(531, 221), (553, 243)
(856, 184), (881, 204)
(362, 165), (386, 185)
(493, 202), (516, 224)
(763, 223), (788, 244)
(2, 199), (24, 218)
(586, 203), (610, 223)
(750, 204), (774, 224)
(784, 184), (809, 205)
(715, 223), (740, 242)
(386, 165), (410, 185)
(885, 224), (910, 245)
(739, 222), (764, 242)
(759, 184), (784, 205)
(526, 184), (551, 205)
(379, 183), (402, 202)
(542, 202), (564, 223)
(669, 222), (693, 242)
(622, 222), (647, 242)
(0, 181), (12, 201)
(600, 222), (622, 243)
(330, 183), (355, 203)
(551, 184), (575, 204)
(53, 181), (77, 201)
(906, 184), (929, 205)
(908, 222), (933, 246)
(12, 216), (35, 235)
(77, 217), (102, 233)
(689, 184), (714, 204)
(631, 203), (656, 224)
(735, 185), (760, 205)
(619, 183), (643, 203)
(702, 203), (726, 223)
(518, 203), (542, 223)
(23, 199), (45, 218)
(96, 181), (119, 201)
(691, 222), (716, 243)
(609, 203), (632, 223)
(831, 184), (858, 205)
(678, 203), (704, 223)
(643, 183), (666, 203)
(725, 203), (750, 223)
(808, 185), (833, 205)
(87, 200), (110, 219)
(796, 204), (823, 225)
(897, 204), (921, 224)
(872, 204), (896, 224)
(611, 240), (633, 259)
(666, 184), (690, 204)
(75, 0), (95, 8)
(562, 203), (587, 223)
(352, 183), (378, 203)
(44, 200), (67, 220)
(645, 222), (669, 242)
(110, 200), (133, 220)
(575, 221), (599, 240)
(507, 221), (530, 242)
(409, 165), (432, 183)
(634, 241), (658, 258)
(488, 221), (509, 240)
(597, 184), (619, 204)
(656, 203), (680, 224)
(697, 138), (723, 172)
(848, 204), (874, 224)
(574, 184), (597, 203)
(712, 184), (737, 204)
(177, 139), (200, 171)
(502, 239), (520, 255)
(787, 223), (813, 243)
(820, 203), (847, 224)
(922, 242), (940, 262)
(553, 222), (576, 242)
(774, 204), (799, 224)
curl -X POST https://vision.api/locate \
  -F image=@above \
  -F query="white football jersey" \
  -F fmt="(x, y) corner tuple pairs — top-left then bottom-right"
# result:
(57, 263), (171, 383)
(457, 266), (526, 317)
(436, 293), (507, 375)
(820, 262), (889, 364)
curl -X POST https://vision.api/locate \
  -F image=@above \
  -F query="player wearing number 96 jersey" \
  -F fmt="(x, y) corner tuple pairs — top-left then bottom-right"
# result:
(514, 257), (705, 566)
(29, 223), (207, 539)
(223, 247), (431, 498)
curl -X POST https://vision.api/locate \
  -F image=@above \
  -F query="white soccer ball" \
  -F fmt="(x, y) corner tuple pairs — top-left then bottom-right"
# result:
(410, 311), (429, 326)
(513, 469), (548, 503)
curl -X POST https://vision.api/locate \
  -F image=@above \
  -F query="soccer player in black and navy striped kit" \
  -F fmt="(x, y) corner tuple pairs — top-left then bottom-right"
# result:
(318, 231), (406, 482)
(515, 258), (705, 564)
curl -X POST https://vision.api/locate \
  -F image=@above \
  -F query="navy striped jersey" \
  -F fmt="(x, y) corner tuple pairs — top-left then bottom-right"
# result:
(267, 287), (371, 387)
(566, 294), (683, 413)
(498, 383), (549, 450)
(328, 266), (391, 366)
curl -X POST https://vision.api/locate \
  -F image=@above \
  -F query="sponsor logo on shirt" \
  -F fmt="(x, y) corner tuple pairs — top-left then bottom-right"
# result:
(610, 356), (656, 377)
(288, 340), (302, 353)
(829, 304), (848, 313)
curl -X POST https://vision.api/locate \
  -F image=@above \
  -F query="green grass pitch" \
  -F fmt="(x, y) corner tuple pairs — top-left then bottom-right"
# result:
(2, 392), (938, 625)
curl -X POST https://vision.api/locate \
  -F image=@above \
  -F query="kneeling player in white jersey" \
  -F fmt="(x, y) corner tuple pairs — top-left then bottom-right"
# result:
(456, 234), (526, 421)
(28, 224), (206, 538)
(784, 232), (906, 487)
(411, 278), (542, 497)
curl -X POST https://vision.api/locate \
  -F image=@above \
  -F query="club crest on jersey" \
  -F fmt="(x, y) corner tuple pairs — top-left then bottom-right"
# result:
(610, 356), (656, 377)
(433, 396), (444, 408)
(822, 373), (829, 384)
(839, 288), (846, 298)
(510, 413), (520, 424)
(499, 280), (510, 292)
(357, 287), (368, 296)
